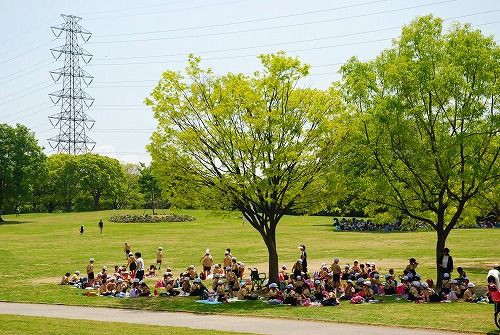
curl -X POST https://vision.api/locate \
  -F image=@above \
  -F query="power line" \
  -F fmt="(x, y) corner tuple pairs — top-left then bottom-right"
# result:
(89, 0), (459, 44)
(0, 81), (48, 100)
(0, 39), (56, 66)
(0, 101), (52, 120)
(0, 83), (55, 107)
(92, 11), (500, 63)
(0, 60), (55, 87)
(93, 0), (391, 38)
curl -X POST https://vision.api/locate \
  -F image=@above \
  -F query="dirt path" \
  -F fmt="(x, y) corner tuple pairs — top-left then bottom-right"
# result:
(0, 302), (468, 335)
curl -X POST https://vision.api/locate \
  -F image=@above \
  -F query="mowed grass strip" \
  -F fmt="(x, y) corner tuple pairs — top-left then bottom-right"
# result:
(0, 210), (498, 333)
(0, 314), (254, 335)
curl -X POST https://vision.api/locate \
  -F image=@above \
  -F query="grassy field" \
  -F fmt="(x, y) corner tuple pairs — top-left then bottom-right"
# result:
(0, 209), (498, 334)
(0, 314), (253, 335)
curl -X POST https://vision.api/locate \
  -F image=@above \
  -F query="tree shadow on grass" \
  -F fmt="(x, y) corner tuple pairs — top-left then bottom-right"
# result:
(0, 220), (31, 225)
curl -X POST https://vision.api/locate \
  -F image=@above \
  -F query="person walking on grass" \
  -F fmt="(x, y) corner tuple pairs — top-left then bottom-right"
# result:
(156, 247), (164, 269)
(98, 219), (104, 235)
(124, 242), (131, 259)
(80, 225), (85, 236)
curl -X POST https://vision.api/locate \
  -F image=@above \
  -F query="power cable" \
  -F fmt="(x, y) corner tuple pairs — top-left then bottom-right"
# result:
(89, 0), (459, 44)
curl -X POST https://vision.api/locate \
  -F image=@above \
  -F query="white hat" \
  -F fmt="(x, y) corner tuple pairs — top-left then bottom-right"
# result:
(443, 273), (450, 278)
(314, 280), (321, 284)
(89, 258), (95, 262)
(193, 278), (202, 283)
(214, 274), (221, 278)
(269, 283), (278, 288)
(132, 278), (139, 283)
(217, 280), (224, 285)
(364, 281), (371, 286)
(421, 282), (429, 288)
(412, 281), (420, 287)
(75, 271), (80, 275)
(449, 280), (457, 284)
(298, 259), (303, 263)
(158, 247), (162, 250)
(467, 283), (475, 288)
(296, 275), (302, 280)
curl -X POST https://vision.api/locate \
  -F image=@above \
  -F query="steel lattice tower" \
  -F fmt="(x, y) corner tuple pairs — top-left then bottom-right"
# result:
(48, 14), (95, 154)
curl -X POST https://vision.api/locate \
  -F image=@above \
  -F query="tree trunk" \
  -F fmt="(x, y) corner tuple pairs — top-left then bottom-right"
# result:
(264, 236), (279, 284)
(93, 194), (100, 210)
(435, 229), (447, 288)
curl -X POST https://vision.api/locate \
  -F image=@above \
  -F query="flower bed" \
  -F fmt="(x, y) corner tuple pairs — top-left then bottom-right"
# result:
(109, 214), (195, 223)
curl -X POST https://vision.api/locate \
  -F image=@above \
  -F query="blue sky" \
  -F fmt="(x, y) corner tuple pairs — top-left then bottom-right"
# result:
(1, 0), (499, 163)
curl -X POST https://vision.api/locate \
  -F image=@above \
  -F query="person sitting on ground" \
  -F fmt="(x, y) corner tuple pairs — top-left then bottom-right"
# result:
(291, 259), (303, 278)
(216, 280), (227, 303)
(130, 279), (140, 297)
(147, 265), (157, 277)
(370, 273), (383, 294)
(384, 273), (397, 295)
(408, 281), (424, 302)
(139, 281), (151, 296)
(321, 291), (339, 306)
(187, 265), (196, 280)
(456, 267), (467, 282)
(267, 283), (283, 304)
(105, 278), (117, 296)
(181, 276), (191, 294)
(237, 280), (254, 300)
(190, 277), (208, 299)
(359, 281), (374, 301)
(283, 284), (298, 306)
(212, 274), (221, 291)
(279, 265), (288, 281)
(396, 276), (409, 296)
(70, 271), (81, 285)
(462, 283), (476, 302)
(405, 258), (418, 276)
(447, 280), (460, 301)
(341, 265), (350, 280)
(213, 264), (224, 276)
(226, 269), (240, 297)
(340, 280), (355, 300)
(350, 260), (360, 274)
(200, 249), (214, 279)
(116, 278), (127, 294)
(60, 272), (71, 285)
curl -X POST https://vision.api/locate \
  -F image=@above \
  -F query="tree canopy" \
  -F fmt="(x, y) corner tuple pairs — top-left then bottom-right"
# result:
(0, 124), (46, 221)
(340, 15), (499, 285)
(146, 52), (347, 282)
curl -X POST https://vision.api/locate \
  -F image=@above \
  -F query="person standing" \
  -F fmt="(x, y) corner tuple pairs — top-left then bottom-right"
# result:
(98, 219), (104, 234)
(135, 252), (145, 281)
(156, 247), (164, 269)
(200, 249), (214, 278)
(299, 244), (308, 273)
(438, 247), (454, 279)
(86, 258), (95, 287)
(79, 225), (85, 236)
(124, 242), (131, 259)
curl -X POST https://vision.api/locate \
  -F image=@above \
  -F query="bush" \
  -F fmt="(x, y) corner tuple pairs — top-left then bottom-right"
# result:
(109, 213), (195, 223)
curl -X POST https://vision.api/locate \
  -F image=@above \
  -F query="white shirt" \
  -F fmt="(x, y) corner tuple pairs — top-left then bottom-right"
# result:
(441, 255), (449, 269)
(136, 257), (144, 271)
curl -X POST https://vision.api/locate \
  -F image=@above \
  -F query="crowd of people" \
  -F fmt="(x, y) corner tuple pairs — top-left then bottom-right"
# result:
(333, 215), (499, 232)
(332, 217), (422, 232)
(60, 244), (500, 307)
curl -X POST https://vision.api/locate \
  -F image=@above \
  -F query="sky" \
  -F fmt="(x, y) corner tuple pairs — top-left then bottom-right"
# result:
(1, 0), (499, 164)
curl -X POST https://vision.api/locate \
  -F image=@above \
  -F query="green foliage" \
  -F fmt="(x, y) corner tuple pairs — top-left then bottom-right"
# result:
(0, 123), (46, 220)
(339, 15), (499, 282)
(146, 51), (347, 281)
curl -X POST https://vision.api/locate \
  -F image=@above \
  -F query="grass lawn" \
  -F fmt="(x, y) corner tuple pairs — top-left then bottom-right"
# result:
(0, 209), (498, 333)
(0, 314), (253, 335)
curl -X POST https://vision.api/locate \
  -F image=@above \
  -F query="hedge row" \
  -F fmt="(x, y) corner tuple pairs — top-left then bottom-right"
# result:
(109, 214), (195, 223)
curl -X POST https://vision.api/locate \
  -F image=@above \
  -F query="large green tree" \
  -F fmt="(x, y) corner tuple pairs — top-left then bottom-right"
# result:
(79, 154), (125, 210)
(0, 124), (46, 221)
(340, 16), (499, 286)
(146, 52), (346, 283)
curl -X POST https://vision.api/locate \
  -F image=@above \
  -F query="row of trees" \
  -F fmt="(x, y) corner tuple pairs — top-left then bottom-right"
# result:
(0, 129), (166, 220)
(146, 15), (499, 285)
